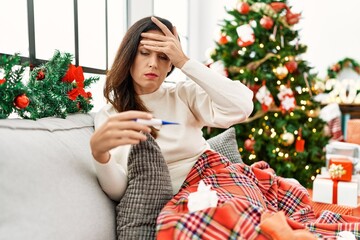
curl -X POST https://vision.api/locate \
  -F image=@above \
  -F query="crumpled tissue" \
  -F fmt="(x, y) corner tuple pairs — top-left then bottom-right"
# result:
(187, 180), (218, 213)
(337, 231), (356, 240)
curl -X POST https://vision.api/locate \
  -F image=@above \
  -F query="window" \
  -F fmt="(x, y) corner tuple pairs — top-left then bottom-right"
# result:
(34, 0), (75, 60)
(0, 0), (28, 56)
(0, 0), (126, 74)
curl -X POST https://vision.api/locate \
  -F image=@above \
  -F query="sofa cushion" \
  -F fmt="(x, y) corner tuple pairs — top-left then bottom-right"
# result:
(116, 133), (173, 239)
(0, 113), (116, 240)
(207, 127), (243, 164)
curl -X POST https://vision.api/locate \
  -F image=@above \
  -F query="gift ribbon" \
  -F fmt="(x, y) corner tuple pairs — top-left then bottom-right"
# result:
(332, 179), (339, 204)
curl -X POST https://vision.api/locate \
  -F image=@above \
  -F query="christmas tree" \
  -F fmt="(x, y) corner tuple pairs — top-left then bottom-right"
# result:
(205, 0), (330, 188)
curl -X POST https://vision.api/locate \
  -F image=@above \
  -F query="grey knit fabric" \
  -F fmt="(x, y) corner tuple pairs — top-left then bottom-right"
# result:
(207, 127), (243, 164)
(116, 134), (173, 240)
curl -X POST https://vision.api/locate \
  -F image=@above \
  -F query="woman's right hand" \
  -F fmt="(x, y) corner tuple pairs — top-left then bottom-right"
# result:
(90, 110), (153, 164)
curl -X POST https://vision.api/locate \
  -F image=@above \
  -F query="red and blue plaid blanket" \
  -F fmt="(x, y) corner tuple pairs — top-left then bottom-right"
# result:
(156, 150), (360, 239)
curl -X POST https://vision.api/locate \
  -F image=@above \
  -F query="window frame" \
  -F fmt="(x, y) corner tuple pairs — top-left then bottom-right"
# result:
(0, 0), (124, 75)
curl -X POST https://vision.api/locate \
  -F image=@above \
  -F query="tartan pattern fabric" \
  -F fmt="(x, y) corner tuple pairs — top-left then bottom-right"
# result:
(156, 150), (360, 239)
(311, 199), (359, 217)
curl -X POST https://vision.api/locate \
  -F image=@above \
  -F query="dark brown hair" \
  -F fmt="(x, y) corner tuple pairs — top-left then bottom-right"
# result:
(104, 16), (174, 113)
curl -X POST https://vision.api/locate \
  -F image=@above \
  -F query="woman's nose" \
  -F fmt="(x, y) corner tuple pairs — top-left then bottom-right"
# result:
(148, 55), (158, 68)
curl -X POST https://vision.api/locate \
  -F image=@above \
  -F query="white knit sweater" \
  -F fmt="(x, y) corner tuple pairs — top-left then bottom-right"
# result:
(93, 59), (254, 201)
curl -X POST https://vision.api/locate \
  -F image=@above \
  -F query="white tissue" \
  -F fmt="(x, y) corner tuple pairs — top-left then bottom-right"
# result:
(337, 231), (356, 240)
(187, 180), (218, 213)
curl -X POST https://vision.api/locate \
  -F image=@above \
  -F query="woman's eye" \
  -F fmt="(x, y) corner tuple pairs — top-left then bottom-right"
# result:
(140, 51), (149, 55)
(159, 55), (169, 60)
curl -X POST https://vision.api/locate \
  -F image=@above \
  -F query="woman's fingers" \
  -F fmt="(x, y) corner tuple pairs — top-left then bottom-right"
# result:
(172, 26), (179, 40)
(90, 111), (154, 163)
(113, 110), (152, 122)
(151, 16), (173, 36)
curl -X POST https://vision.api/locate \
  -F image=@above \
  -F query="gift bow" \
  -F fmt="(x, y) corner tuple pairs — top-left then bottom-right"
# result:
(62, 64), (90, 101)
(329, 163), (347, 180)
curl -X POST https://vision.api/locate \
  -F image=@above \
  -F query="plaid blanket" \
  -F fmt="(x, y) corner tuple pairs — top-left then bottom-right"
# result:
(156, 150), (360, 239)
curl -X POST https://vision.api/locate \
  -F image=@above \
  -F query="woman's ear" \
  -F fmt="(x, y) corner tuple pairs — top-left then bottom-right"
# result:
(168, 64), (173, 73)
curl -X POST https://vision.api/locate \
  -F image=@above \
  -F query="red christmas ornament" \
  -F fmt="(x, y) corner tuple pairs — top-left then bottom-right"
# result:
(248, 84), (261, 100)
(218, 35), (229, 45)
(244, 138), (255, 152)
(331, 64), (341, 72)
(270, 2), (287, 13)
(295, 128), (305, 152)
(14, 94), (30, 109)
(284, 60), (298, 73)
(355, 66), (360, 74)
(260, 16), (274, 30)
(0, 78), (6, 85)
(29, 63), (35, 71)
(286, 11), (301, 25)
(36, 70), (45, 80)
(231, 50), (239, 57)
(236, 2), (250, 14)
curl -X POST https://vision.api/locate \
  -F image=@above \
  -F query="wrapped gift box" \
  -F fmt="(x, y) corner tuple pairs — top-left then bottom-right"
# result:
(347, 119), (360, 145)
(308, 189), (360, 217)
(325, 141), (360, 174)
(321, 168), (360, 196)
(329, 158), (353, 181)
(312, 175), (358, 207)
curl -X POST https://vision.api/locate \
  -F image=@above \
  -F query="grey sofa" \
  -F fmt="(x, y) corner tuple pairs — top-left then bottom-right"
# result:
(0, 113), (116, 240)
(0, 113), (242, 240)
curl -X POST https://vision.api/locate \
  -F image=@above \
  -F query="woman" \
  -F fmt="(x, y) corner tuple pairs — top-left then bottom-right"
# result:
(90, 16), (253, 200)
(90, 15), (254, 239)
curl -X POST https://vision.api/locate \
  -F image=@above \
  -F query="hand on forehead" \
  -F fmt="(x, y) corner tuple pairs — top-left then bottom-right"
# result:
(151, 17), (173, 36)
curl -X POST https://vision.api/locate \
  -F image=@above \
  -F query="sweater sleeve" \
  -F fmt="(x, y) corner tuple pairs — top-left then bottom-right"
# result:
(92, 106), (128, 201)
(92, 158), (127, 201)
(180, 59), (254, 128)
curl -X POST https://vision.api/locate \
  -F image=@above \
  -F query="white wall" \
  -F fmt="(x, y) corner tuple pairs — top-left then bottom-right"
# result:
(189, 0), (360, 79)
(188, 0), (237, 61)
(289, 0), (360, 78)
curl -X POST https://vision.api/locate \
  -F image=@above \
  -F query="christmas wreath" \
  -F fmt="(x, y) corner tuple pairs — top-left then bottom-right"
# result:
(0, 51), (99, 119)
(324, 57), (360, 104)
(327, 57), (360, 79)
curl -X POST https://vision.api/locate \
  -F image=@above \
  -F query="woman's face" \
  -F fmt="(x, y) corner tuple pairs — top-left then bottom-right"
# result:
(130, 30), (172, 95)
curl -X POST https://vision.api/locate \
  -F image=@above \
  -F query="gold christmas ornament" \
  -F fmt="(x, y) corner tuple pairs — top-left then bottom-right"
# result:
(274, 66), (288, 80)
(306, 108), (320, 118)
(280, 131), (295, 146)
(312, 80), (325, 94)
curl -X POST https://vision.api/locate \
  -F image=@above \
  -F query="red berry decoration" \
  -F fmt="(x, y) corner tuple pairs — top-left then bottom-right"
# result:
(36, 70), (45, 80)
(244, 138), (255, 152)
(0, 78), (6, 85)
(236, 2), (250, 15)
(284, 60), (298, 73)
(218, 35), (229, 45)
(14, 94), (30, 109)
(260, 16), (274, 30)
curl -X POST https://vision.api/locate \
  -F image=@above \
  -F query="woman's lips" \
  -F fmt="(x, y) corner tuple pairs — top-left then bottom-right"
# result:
(144, 73), (158, 79)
